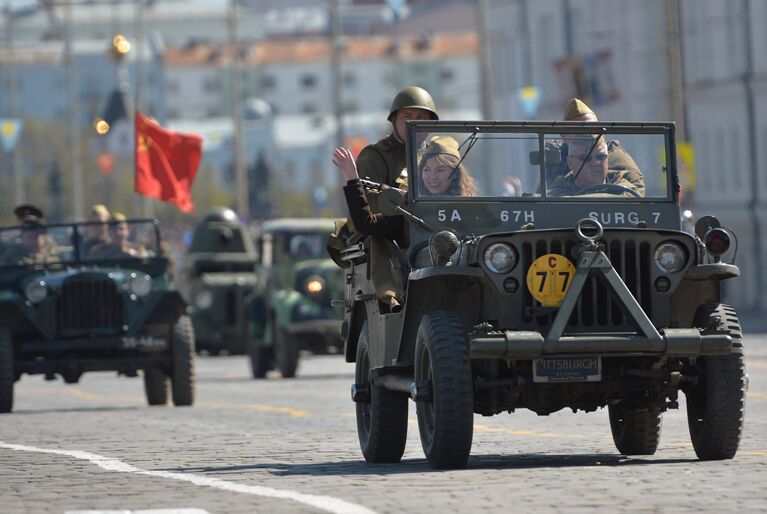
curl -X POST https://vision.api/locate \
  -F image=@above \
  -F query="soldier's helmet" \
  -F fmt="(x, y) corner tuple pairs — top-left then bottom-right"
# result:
(387, 86), (439, 122)
(202, 207), (239, 225)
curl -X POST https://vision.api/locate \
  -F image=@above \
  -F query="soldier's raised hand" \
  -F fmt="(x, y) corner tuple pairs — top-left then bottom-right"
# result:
(332, 147), (359, 182)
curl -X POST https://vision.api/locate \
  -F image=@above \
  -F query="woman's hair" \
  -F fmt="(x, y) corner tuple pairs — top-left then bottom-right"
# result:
(418, 153), (478, 197)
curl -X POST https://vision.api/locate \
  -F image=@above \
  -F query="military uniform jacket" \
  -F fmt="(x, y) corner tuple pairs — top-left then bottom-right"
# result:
(355, 134), (407, 214)
(342, 182), (405, 246)
(548, 169), (643, 197)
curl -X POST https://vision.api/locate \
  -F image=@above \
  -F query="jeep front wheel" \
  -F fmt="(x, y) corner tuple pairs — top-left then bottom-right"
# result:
(608, 402), (662, 455)
(0, 328), (14, 414)
(355, 321), (408, 463)
(143, 368), (168, 405)
(275, 327), (299, 378)
(170, 315), (195, 406)
(687, 304), (746, 460)
(415, 311), (474, 469)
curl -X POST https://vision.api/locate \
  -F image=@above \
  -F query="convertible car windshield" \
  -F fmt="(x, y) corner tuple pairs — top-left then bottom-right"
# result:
(409, 124), (672, 201)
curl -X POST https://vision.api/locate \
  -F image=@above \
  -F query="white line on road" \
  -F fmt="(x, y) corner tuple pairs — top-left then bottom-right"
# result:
(0, 441), (376, 514)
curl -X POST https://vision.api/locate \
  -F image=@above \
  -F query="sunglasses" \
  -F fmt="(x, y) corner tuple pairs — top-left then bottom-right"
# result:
(574, 152), (608, 163)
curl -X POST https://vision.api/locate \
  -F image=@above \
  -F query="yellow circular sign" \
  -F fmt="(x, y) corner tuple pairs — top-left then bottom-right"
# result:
(526, 253), (576, 307)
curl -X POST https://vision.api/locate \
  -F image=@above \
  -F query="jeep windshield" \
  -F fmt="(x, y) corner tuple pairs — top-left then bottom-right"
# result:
(407, 122), (674, 201)
(0, 219), (162, 268)
(404, 122), (680, 233)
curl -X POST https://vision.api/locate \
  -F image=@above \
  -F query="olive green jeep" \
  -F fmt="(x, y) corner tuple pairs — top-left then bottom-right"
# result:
(181, 208), (258, 355)
(342, 121), (745, 468)
(248, 218), (343, 378)
(0, 218), (194, 413)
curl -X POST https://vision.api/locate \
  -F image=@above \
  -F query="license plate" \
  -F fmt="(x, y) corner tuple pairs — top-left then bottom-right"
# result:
(533, 356), (602, 383)
(122, 336), (167, 350)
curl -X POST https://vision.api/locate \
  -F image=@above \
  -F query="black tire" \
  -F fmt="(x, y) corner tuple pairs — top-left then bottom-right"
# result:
(355, 321), (408, 463)
(143, 368), (168, 406)
(170, 315), (195, 406)
(0, 328), (14, 414)
(275, 326), (299, 379)
(686, 304), (746, 460)
(415, 311), (474, 469)
(608, 402), (662, 455)
(248, 339), (273, 379)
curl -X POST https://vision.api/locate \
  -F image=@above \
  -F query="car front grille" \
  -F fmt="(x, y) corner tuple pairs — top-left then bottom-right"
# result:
(57, 275), (123, 335)
(519, 235), (652, 332)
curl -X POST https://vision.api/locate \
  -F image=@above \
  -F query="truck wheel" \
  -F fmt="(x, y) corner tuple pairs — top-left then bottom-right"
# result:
(143, 368), (168, 405)
(608, 402), (662, 455)
(248, 339), (272, 379)
(415, 311), (473, 469)
(0, 328), (14, 414)
(687, 304), (746, 460)
(275, 327), (299, 378)
(355, 321), (408, 463)
(170, 315), (195, 406)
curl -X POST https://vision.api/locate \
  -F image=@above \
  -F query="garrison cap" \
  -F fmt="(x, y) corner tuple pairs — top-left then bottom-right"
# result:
(563, 98), (595, 121)
(14, 204), (43, 220)
(20, 215), (45, 231)
(423, 135), (461, 160)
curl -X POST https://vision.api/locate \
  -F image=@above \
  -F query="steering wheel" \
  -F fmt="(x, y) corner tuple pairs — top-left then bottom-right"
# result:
(573, 183), (641, 197)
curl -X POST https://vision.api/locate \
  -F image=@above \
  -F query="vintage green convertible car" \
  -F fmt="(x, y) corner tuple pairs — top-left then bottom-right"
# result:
(248, 218), (343, 378)
(0, 218), (194, 413)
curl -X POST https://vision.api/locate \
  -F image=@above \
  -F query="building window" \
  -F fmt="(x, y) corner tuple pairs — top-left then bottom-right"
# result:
(301, 73), (317, 89)
(440, 67), (454, 82)
(203, 77), (221, 92)
(261, 74), (277, 89)
(302, 103), (318, 114)
(166, 81), (180, 94)
(343, 72), (356, 87)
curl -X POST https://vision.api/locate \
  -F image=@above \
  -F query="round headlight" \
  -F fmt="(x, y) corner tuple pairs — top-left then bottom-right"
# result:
(654, 242), (687, 273)
(25, 279), (48, 304)
(195, 290), (213, 310)
(129, 272), (152, 297)
(484, 243), (518, 274)
(305, 275), (326, 295)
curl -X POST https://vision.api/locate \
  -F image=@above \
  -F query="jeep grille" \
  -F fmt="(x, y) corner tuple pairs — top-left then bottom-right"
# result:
(57, 276), (123, 335)
(520, 235), (652, 332)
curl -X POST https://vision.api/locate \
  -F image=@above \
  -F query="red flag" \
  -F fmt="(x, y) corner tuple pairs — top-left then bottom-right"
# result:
(135, 111), (202, 213)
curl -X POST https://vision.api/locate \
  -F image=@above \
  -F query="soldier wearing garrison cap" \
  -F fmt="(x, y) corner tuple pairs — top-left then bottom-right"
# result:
(546, 98), (645, 194)
(13, 204), (44, 223)
(1, 215), (59, 265)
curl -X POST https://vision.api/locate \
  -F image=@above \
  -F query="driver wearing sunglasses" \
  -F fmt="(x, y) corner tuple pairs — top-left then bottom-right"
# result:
(548, 136), (644, 197)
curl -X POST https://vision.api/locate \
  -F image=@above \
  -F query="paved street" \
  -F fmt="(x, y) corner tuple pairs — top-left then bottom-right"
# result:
(2, 335), (766, 514)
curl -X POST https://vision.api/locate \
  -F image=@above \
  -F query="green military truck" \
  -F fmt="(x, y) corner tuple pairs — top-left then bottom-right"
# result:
(0, 218), (194, 413)
(181, 208), (258, 355)
(249, 218), (343, 378)
(340, 120), (745, 468)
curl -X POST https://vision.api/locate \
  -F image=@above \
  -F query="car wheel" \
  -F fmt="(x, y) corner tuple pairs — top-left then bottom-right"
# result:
(248, 339), (272, 379)
(687, 304), (746, 460)
(143, 368), (168, 406)
(0, 328), (14, 414)
(415, 311), (474, 469)
(355, 321), (408, 463)
(608, 402), (662, 455)
(170, 315), (195, 406)
(275, 326), (299, 378)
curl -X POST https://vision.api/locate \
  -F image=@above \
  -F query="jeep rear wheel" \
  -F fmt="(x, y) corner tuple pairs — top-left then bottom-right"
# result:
(608, 402), (662, 455)
(143, 368), (168, 406)
(687, 304), (746, 460)
(275, 327), (299, 379)
(355, 321), (408, 463)
(171, 315), (195, 406)
(0, 328), (14, 414)
(415, 311), (474, 469)
(248, 339), (272, 379)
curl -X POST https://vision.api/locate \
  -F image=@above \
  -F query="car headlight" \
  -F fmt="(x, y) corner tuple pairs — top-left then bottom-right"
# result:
(24, 279), (48, 304)
(654, 241), (687, 273)
(484, 243), (518, 274)
(195, 290), (213, 310)
(305, 275), (326, 295)
(129, 272), (152, 297)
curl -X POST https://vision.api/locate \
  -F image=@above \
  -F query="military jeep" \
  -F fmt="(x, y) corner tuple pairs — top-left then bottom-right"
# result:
(341, 121), (745, 468)
(181, 208), (258, 355)
(0, 218), (194, 413)
(248, 218), (343, 378)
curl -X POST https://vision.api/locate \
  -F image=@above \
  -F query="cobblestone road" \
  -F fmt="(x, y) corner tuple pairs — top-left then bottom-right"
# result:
(1, 334), (766, 514)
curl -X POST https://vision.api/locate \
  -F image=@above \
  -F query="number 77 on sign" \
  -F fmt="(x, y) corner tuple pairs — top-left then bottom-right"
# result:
(526, 254), (577, 307)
